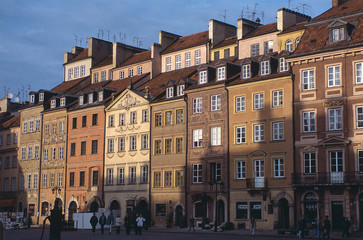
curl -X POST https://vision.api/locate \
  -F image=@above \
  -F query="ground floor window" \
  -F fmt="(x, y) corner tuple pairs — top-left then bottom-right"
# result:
(303, 192), (318, 222)
(155, 204), (166, 217)
(41, 202), (49, 216)
(250, 202), (262, 220)
(236, 202), (248, 219)
(29, 204), (35, 217)
(194, 201), (207, 218)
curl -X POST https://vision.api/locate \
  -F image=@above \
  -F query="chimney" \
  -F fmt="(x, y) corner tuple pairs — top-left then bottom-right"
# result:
(237, 18), (260, 40)
(332, 0), (349, 7)
(159, 31), (180, 50)
(208, 19), (236, 46)
(277, 8), (311, 31)
(151, 43), (162, 78)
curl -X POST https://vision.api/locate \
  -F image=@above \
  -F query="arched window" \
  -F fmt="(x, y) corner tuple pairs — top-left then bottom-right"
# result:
(303, 192), (317, 222)
(295, 37), (301, 48)
(41, 202), (49, 216)
(286, 39), (293, 52)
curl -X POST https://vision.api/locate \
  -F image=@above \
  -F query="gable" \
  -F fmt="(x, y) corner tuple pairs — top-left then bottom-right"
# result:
(318, 136), (350, 146)
(106, 89), (149, 111)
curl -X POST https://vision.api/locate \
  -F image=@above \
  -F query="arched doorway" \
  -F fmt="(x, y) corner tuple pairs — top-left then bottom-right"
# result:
(217, 199), (225, 225)
(90, 201), (99, 212)
(68, 201), (77, 221)
(304, 192), (318, 223)
(54, 198), (63, 212)
(136, 199), (148, 225)
(18, 202), (23, 212)
(110, 200), (120, 211)
(278, 198), (289, 229)
(175, 205), (183, 227)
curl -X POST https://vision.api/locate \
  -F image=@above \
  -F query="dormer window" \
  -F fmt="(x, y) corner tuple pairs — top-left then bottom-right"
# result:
(279, 58), (288, 72)
(39, 93), (44, 102)
(94, 73), (99, 83)
(51, 99), (56, 108)
(68, 68), (74, 80)
(30, 95), (35, 103)
(101, 71), (106, 81)
(74, 66), (79, 78)
(332, 28), (344, 42)
(242, 65), (251, 79)
(261, 61), (270, 75)
(88, 93), (93, 104)
(128, 68), (133, 77)
(98, 91), (103, 101)
(60, 97), (66, 106)
(166, 57), (171, 72)
(137, 66), (142, 75)
(199, 71), (207, 84)
(79, 96), (84, 105)
(120, 70), (124, 79)
(217, 67), (226, 81)
(80, 65), (85, 76)
(285, 39), (293, 52)
(295, 37), (301, 48)
(166, 87), (174, 98)
(177, 85), (185, 96)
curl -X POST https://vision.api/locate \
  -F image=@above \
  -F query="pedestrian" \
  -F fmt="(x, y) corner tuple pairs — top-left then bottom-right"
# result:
(27, 213), (31, 230)
(0, 220), (4, 240)
(188, 215), (195, 232)
(341, 217), (350, 238)
(124, 212), (131, 235)
(318, 217), (323, 239)
(297, 216), (305, 239)
(116, 214), (121, 234)
(250, 216), (256, 236)
(90, 213), (98, 233)
(107, 212), (114, 234)
(310, 217), (318, 239)
(99, 212), (107, 234)
(134, 213), (139, 235)
(136, 214), (145, 235)
(322, 216), (331, 239)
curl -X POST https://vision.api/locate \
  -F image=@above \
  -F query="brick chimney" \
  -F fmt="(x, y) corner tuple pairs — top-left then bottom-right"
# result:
(208, 19), (236, 46)
(277, 8), (311, 31)
(237, 18), (260, 40)
(332, 0), (349, 7)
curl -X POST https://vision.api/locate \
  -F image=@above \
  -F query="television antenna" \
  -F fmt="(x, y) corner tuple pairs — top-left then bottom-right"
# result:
(219, 10), (227, 22)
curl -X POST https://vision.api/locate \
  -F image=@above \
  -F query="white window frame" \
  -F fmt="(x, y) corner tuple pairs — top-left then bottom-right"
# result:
(43, 149), (48, 161)
(129, 167), (136, 183)
(254, 124), (265, 142)
(166, 57), (172, 72)
(251, 43), (260, 57)
(29, 121), (34, 133)
(192, 164), (202, 183)
(185, 52), (191, 67)
(140, 166), (148, 183)
(242, 65), (251, 79)
(253, 93), (264, 110)
(304, 152), (316, 174)
(235, 96), (245, 112)
(217, 67), (226, 81)
(272, 90), (283, 107)
(39, 93), (44, 102)
(175, 55), (181, 70)
(60, 97), (66, 106)
(166, 87), (174, 98)
(93, 72), (99, 83)
(128, 68), (133, 77)
(236, 161), (246, 179)
(74, 66), (79, 78)
(130, 111), (137, 124)
(120, 70), (125, 79)
(302, 69), (315, 90)
(51, 147), (56, 160)
(355, 62), (363, 84)
(51, 100), (56, 108)
(211, 126), (221, 146)
(332, 27), (344, 42)
(272, 122), (283, 140)
(108, 115), (114, 127)
(50, 173), (55, 187)
(273, 158), (284, 178)
(60, 121), (65, 134)
(328, 108), (342, 130)
(80, 65), (85, 76)
(119, 113), (125, 126)
(142, 110), (149, 122)
(137, 66), (142, 75)
(68, 68), (74, 80)
(34, 145), (39, 159)
(59, 146), (64, 160)
(261, 61), (270, 75)
(211, 95), (221, 111)
(177, 85), (185, 96)
(42, 173), (47, 188)
(58, 172), (63, 187)
(303, 111), (316, 133)
(141, 134), (149, 149)
(193, 98), (202, 114)
(118, 168), (125, 184)
(236, 126), (245, 144)
(327, 65), (341, 87)
(285, 39), (293, 52)
(30, 95), (35, 103)
(279, 58), (288, 72)
(193, 129), (202, 148)
(199, 71), (207, 84)
(195, 50), (201, 65)
(23, 121), (27, 134)
(33, 173), (38, 189)
(88, 93), (93, 104)
(107, 168), (113, 185)
(130, 136), (137, 151)
(118, 137), (125, 152)
(356, 106), (363, 128)
(108, 138), (114, 153)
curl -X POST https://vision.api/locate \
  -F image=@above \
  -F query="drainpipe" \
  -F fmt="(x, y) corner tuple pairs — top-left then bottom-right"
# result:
(64, 111), (68, 216)
(149, 104), (152, 227)
(102, 106), (106, 209)
(37, 108), (44, 225)
(225, 83), (230, 223)
(184, 94), (189, 226)
(292, 72), (297, 229)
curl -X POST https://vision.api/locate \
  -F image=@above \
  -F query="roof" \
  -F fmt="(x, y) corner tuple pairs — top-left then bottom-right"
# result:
(212, 36), (237, 49)
(78, 80), (110, 93)
(312, 0), (363, 22)
(228, 71), (290, 87)
(162, 31), (209, 54)
(93, 55), (113, 68)
(66, 48), (89, 64)
(278, 22), (306, 35)
(0, 114), (20, 129)
(119, 51), (151, 67)
(51, 77), (89, 93)
(243, 22), (278, 39)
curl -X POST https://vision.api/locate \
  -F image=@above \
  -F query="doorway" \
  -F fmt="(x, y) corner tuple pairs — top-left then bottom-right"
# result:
(217, 199), (225, 225)
(331, 201), (343, 230)
(68, 201), (77, 221)
(278, 198), (290, 229)
(90, 201), (99, 212)
(175, 205), (183, 227)
(254, 160), (265, 188)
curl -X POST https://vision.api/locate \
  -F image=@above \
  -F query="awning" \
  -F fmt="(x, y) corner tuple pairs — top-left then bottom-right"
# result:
(0, 199), (16, 208)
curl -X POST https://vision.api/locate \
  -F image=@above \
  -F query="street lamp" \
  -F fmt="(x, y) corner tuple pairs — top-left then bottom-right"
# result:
(51, 187), (61, 210)
(210, 180), (224, 232)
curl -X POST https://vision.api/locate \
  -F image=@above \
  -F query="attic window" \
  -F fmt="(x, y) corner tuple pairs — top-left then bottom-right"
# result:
(98, 91), (103, 101)
(166, 87), (174, 98)
(199, 71), (207, 84)
(332, 28), (344, 42)
(51, 99), (56, 108)
(30, 95), (35, 103)
(261, 61), (270, 75)
(60, 98), (66, 106)
(79, 96), (84, 105)
(39, 93), (44, 102)
(177, 85), (185, 96)
(242, 65), (251, 79)
(217, 67), (226, 81)
(88, 93), (93, 104)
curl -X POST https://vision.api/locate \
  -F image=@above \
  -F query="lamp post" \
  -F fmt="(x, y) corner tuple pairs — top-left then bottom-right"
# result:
(210, 181), (224, 232)
(52, 187), (61, 210)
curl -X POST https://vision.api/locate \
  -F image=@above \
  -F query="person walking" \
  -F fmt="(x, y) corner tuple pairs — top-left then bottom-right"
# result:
(90, 213), (98, 233)
(124, 212), (131, 235)
(188, 215), (195, 232)
(136, 214), (145, 235)
(27, 213), (31, 230)
(310, 217), (318, 239)
(250, 217), (256, 236)
(297, 216), (305, 239)
(323, 216), (331, 239)
(107, 212), (114, 234)
(99, 212), (107, 234)
(341, 217), (350, 238)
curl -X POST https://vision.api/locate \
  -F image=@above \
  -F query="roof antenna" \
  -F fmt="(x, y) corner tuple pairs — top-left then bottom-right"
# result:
(74, 34), (78, 46)
(298, 3), (311, 14)
(128, 78), (133, 90)
(219, 10), (227, 22)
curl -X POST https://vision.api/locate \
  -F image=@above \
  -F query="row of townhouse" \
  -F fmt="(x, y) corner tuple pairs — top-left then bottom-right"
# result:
(1, 0), (363, 231)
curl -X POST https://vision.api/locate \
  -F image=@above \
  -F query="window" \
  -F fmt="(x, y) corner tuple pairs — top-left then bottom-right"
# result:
(23, 121), (27, 134)
(236, 161), (246, 179)
(58, 172), (63, 187)
(272, 90), (283, 107)
(250, 202), (262, 220)
(177, 85), (185, 96)
(129, 167), (136, 183)
(35, 120), (40, 132)
(29, 121), (34, 132)
(108, 139), (114, 153)
(199, 71), (207, 84)
(242, 65), (250, 79)
(51, 147), (56, 160)
(261, 61), (270, 75)
(81, 115), (87, 128)
(217, 67), (225, 81)
(39, 93), (44, 102)
(70, 143), (76, 156)
(213, 163), (222, 182)
(264, 40), (273, 53)
(155, 140), (162, 155)
(176, 171), (184, 186)
(137, 66), (142, 75)
(211, 127), (221, 146)
(274, 158), (284, 177)
(128, 68), (133, 77)
(175, 55), (181, 70)
(107, 168), (113, 185)
(185, 52), (191, 67)
(194, 201), (207, 218)
(34, 145), (39, 159)
(89, 140), (97, 154)
(108, 115), (114, 127)
(13, 133), (18, 144)
(235, 96), (245, 112)
(88, 93), (93, 104)
(253, 93), (264, 110)
(165, 111), (172, 125)
(176, 138), (183, 153)
(27, 174), (31, 189)
(72, 117), (77, 129)
(280, 58), (288, 72)
(358, 150), (363, 172)
(176, 110), (183, 124)
(166, 57), (171, 72)
(118, 137), (125, 152)
(92, 114), (98, 126)
(44, 124), (49, 136)
(21, 147), (26, 160)
(30, 95), (35, 103)
(251, 43), (260, 57)
(42, 174), (47, 188)
(328, 108), (342, 130)
(236, 202), (248, 219)
(93, 72), (99, 83)
(254, 124), (264, 142)
(5, 157), (10, 169)
(6, 134), (10, 145)
(154, 172), (161, 187)
(19, 174), (24, 190)
(60, 121), (65, 134)
(79, 171), (85, 186)
(28, 146), (33, 160)
(236, 126), (245, 144)
(119, 113), (125, 126)
(193, 129), (202, 148)
(33, 174), (38, 189)
(155, 113), (162, 127)
(302, 69), (315, 90)
(74, 66), (79, 78)
(327, 65), (341, 87)
(357, 106), (363, 128)
(68, 68), (74, 79)
(4, 178), (9, 191)
(272, 122), (283, 140)
(195, 50), (201, 65)
(81, 141), (86, 155)
(192, 164), (202, 183)
(332, 28), (344, 42)
(214, 51), (220, 60)
(130, 136), (136, 150)
(296, 37), (301, 48)
(80, 65), (85, 76)
(98, 91), (103, 101)
(140, 166), (148, 183)
(52, 123), (57, 135)
(141, 135), (148, 149)
(92, 171), (98, 186)
(59, 147), (64, 160)
(193, 98), (202, 113)
(303, 111), (316, 132)
(165, 139), (172, 154)
(130, 112), (137, 124)
(304, 152), (316, 174)
(164, 171), (172, 187)
(166, 87), (174, 98)
(142, 110), (149, 122)
(285, 39), (293, 52)
(120, 70), (124, 79)
(118, 168), (125, 184)
(355, 62), (363, 84)
(12, 156), (17, 168)
(224, 48), (230, 58)
(79, 95), (84, 105)
(211, 95), (221, 111)
(43, 148), (48, 161)
(50, 173), (55, 187)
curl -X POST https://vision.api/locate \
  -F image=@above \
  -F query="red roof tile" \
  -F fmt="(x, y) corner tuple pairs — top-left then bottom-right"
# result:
(93, 56), (113, 68)
(313, 0), (363, 21)
(162, 31), (209, 54)
(243, 22), (278, 39)
(119, 51), (151, 67)
(212, 36), (237, 49)
(66, 48), (89, 64)
(0, 115), (20, 129)
(51, 77), (89, 93)
(278, 22), (306, 35)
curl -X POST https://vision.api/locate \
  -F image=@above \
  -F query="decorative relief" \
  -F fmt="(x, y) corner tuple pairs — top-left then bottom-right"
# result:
(129, 151), (137, 157)
(118, 93), (140, 110)
(107, 153), (115, 159)
(115, 124), (140, 133)
(303, 145), (317, 150)
(117, 152), (125, 158)
(323, 100), (345, 107)
(140, 150), (149, 156)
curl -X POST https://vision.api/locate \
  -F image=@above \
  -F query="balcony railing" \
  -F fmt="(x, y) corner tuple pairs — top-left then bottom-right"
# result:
(293, 172), (363, 185)
(246, 178), (268, 190)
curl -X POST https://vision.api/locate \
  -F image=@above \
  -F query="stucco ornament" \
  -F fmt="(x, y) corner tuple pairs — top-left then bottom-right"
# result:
(118, 93), (140, 110)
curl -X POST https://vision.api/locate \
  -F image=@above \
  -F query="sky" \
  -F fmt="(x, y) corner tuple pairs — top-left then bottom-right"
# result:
(0, 0), (332, 102)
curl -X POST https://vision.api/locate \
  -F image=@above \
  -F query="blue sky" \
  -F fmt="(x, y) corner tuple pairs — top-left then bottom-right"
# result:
(0, 0), (332, 101)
